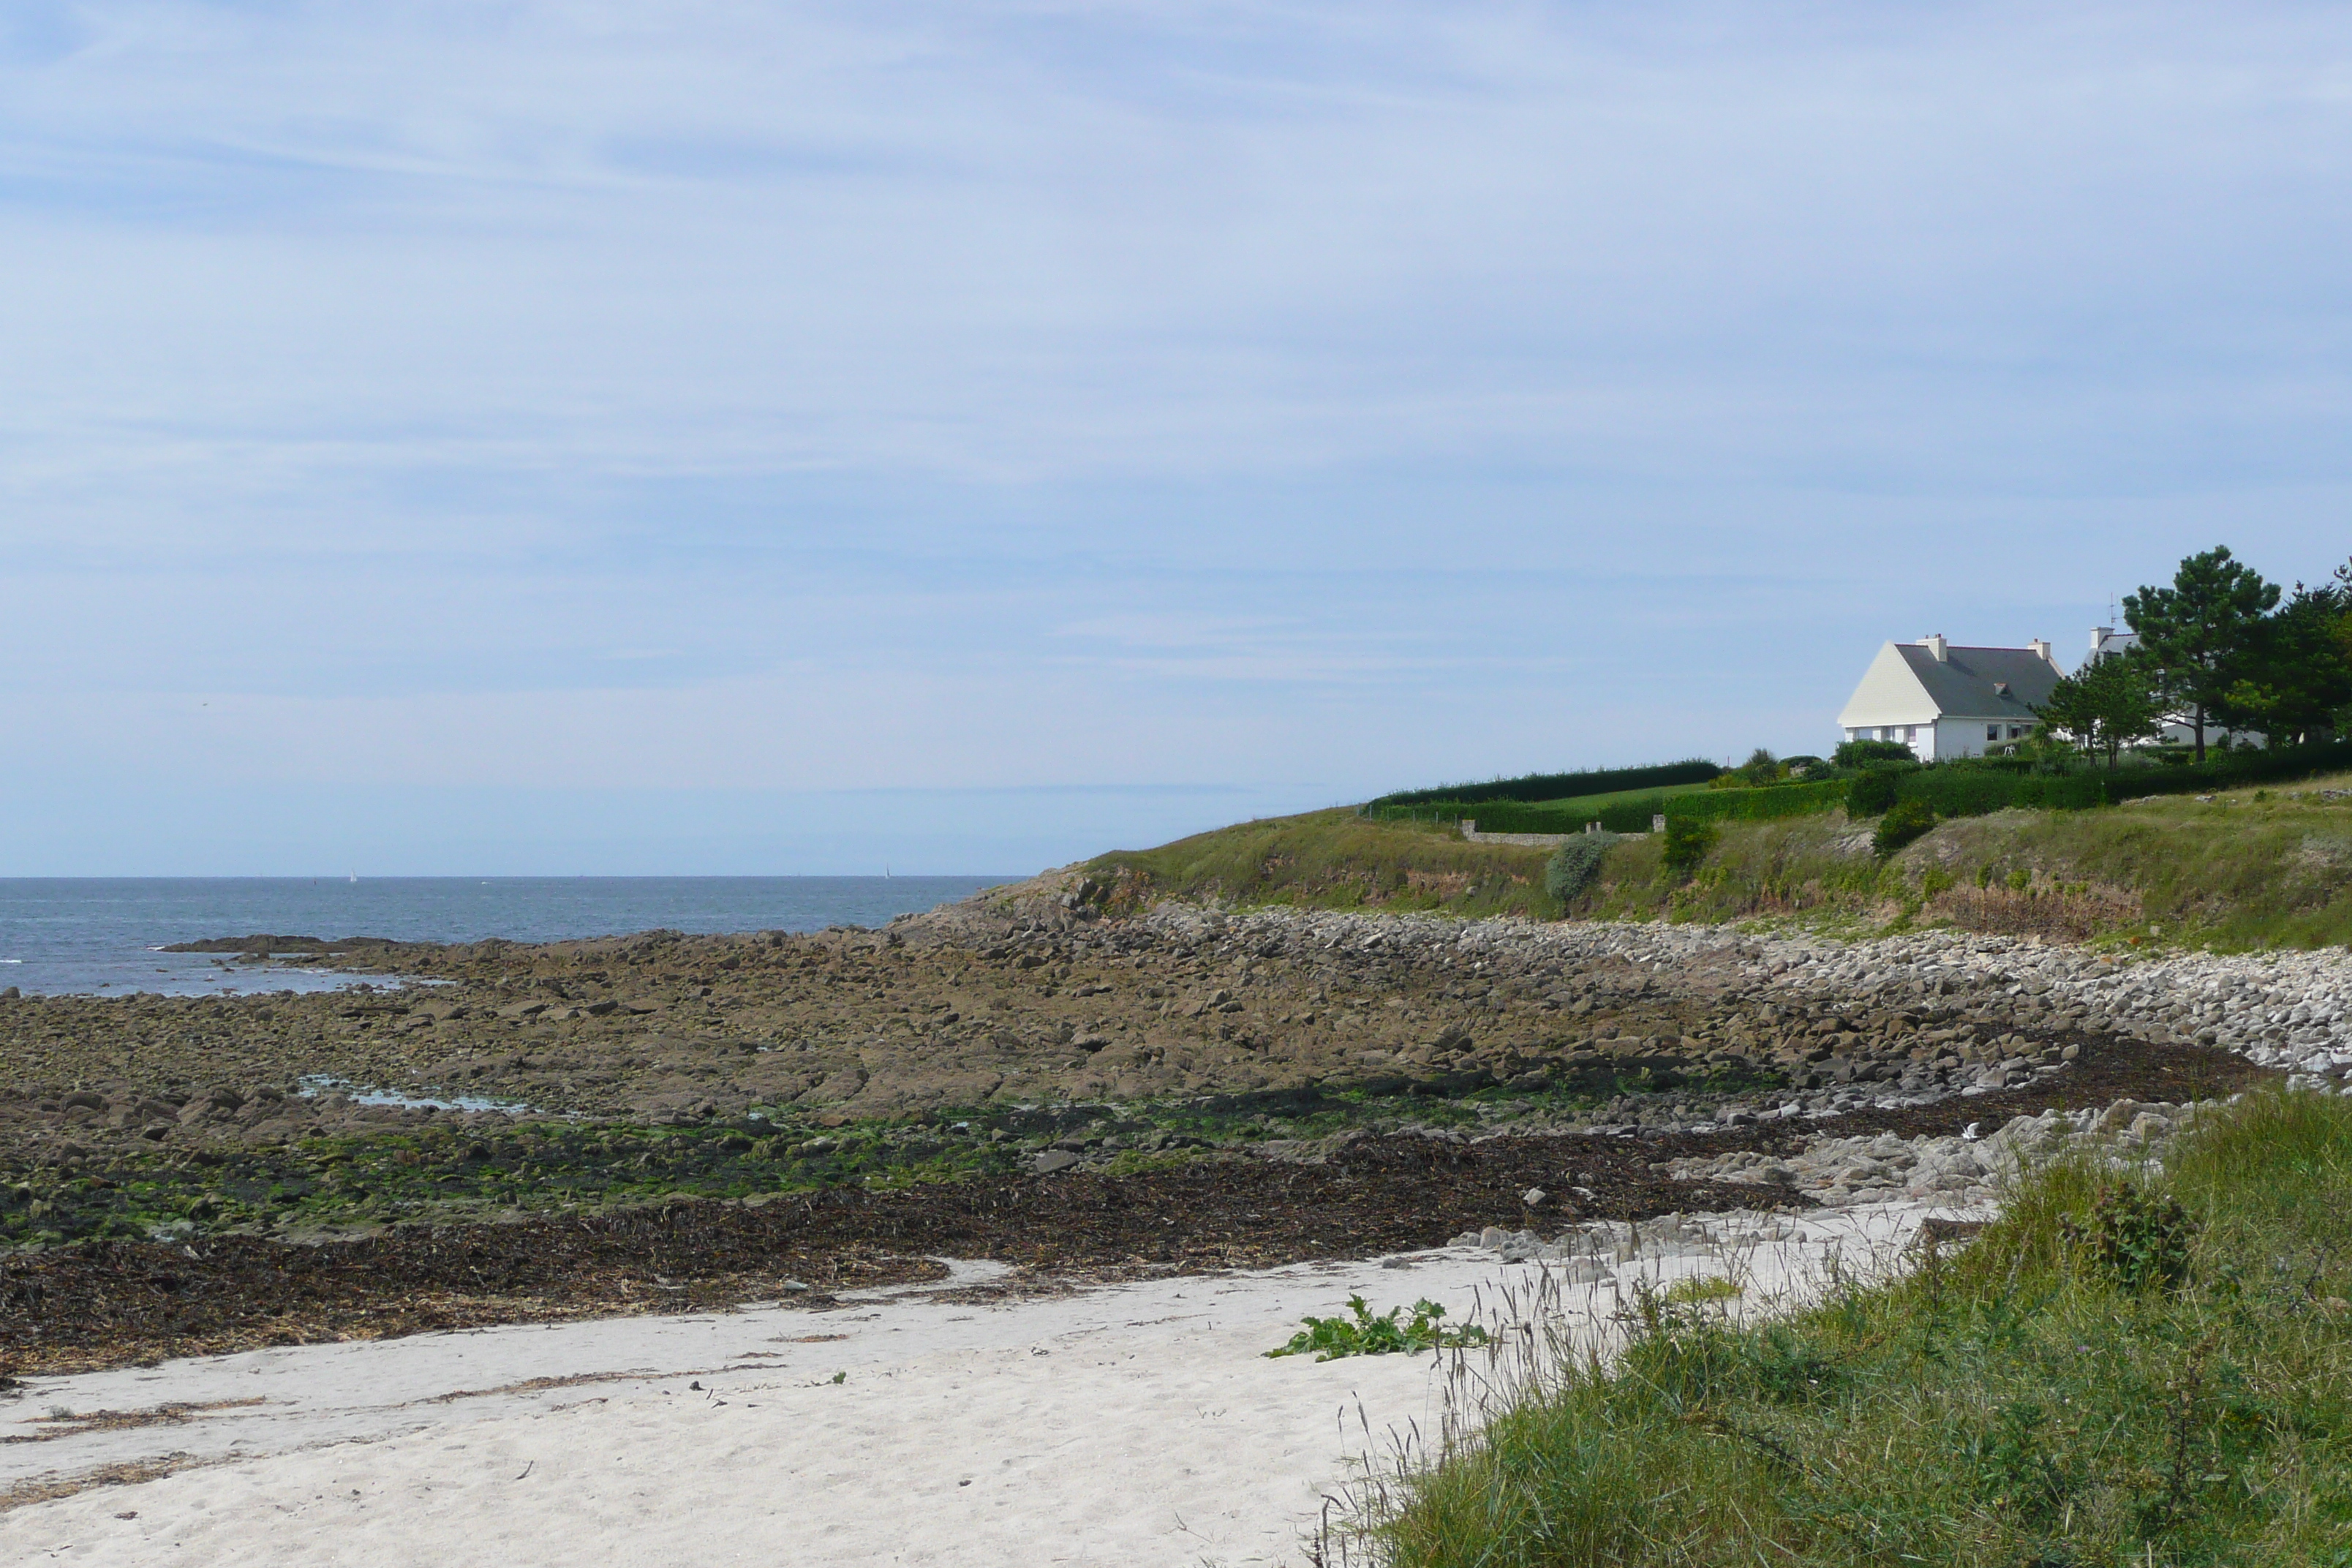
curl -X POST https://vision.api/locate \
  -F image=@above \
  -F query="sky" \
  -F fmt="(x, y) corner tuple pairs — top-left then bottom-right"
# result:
(4, 1), (2351, 875)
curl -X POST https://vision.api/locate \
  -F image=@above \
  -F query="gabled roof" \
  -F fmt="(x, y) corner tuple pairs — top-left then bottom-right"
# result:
(1839, 641), (2062, 728)
(1897, 644), (2061, 718)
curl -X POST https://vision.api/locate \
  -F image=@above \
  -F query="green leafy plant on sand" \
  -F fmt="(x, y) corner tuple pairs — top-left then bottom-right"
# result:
(1661, 1275), (1744, 1307)
(1264, 1297), (1490, 1362)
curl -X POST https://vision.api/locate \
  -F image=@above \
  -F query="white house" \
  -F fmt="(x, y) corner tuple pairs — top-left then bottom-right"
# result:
(2084, 625), (2262, 751)
(1836, 634), (2063, 761)
(2088, 625), (2136, 663)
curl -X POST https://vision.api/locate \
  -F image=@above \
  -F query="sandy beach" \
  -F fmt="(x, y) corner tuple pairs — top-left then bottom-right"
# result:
(0, 1200), (1953, 1566)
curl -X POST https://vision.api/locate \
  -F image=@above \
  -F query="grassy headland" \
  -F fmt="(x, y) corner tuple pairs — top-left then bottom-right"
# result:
(1088, 777), (2352, 950)
(1087, 808), (1560, 920)
(1580, 774), (2352, 950)
(1369, 1086), (2352, 1567)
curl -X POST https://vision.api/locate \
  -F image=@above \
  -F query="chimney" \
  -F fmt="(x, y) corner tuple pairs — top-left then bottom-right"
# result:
(1918, 633), (1948, 661)
(2029, 637), (2053, 663)
(2091, 626), (2111, 653)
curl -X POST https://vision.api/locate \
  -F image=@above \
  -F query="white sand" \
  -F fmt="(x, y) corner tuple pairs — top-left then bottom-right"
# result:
(0, 1202), (1959, 1566)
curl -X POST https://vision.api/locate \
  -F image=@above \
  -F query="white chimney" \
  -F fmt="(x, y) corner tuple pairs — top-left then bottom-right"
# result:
(2029, 637), (2053, 663)
(2091, 626), (2111, 653)
(1918, 633), (1948, 661)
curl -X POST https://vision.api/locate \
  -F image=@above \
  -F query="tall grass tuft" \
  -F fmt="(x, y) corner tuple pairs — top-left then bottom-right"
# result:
(1360, 1087), (2352, 1567)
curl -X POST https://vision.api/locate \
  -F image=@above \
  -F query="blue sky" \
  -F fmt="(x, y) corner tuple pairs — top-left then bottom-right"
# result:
(4, 1), (2351, 874)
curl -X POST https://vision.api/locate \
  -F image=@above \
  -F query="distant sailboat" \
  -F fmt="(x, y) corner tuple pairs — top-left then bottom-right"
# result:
(349, 871), (358, 884)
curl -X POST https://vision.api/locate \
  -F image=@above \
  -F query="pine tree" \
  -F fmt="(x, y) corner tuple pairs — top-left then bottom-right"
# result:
(2222, 581), (2352, 745)
(2122, 546), (2280, 761)
(2035, 650), (2162, 769)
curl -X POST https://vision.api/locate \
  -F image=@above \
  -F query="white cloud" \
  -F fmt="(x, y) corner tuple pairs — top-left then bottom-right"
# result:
(1, 2), (2351, 866)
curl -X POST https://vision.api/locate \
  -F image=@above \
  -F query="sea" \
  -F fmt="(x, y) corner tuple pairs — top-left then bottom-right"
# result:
(0, 877), (1013, 998)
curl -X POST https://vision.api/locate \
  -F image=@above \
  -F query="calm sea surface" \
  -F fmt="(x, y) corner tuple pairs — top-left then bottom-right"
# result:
(0, 877), (1012, 998)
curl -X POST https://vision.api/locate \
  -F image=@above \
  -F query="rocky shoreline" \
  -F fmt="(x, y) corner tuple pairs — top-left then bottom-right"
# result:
(0, 883), (2333, 1371)
(1, 893), (2332, 1150)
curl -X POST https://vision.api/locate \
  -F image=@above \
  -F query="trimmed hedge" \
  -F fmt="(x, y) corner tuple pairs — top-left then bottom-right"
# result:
(1371, 759), (1721, 810)
(1453, 780), (1850, 835)
(1885, 740), (2352, 820)
(1846, 768), (1909, 816)
(1894, 769), (2106, 815)
(1387, 739), (2352, 838)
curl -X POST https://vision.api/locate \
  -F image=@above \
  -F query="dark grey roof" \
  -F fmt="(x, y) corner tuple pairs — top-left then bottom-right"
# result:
(1896, 644), (2060, 720)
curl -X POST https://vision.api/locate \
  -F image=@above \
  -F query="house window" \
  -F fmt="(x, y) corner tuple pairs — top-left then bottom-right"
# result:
(1902, 726), (1917, 741)
(1987, 725), (2000, 742)
(2009, 725), (2025, 740)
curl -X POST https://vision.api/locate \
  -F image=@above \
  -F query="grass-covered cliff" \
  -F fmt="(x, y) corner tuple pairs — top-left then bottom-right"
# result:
(1578, 773), (2352, 950)
(1088, 775), (2352, 951)
(1085, 808), (1561, 921)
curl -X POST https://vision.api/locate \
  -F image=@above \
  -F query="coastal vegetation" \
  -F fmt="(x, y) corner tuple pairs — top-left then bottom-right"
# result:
(1088, 808), (1559, 919)
(1578, 776), (2352, 951)
(1086, 771), (2352, 951)
(1367, 1086), (2352, 1567)
(1265, 1295), (1488, 1362)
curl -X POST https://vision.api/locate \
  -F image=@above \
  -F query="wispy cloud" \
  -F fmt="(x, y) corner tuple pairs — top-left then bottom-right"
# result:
(2, 2), (2350, 867)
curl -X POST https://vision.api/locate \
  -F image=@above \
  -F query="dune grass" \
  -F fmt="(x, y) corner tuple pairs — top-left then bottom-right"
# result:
(1085, 809), (1558, 920)
(1365, 1088), (2352, 1567)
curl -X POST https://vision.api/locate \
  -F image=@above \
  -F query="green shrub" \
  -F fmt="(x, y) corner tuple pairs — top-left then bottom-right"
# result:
(1661, 815), (1716, 875)
(2059, 1181), (2197, 1295)
(1834, 738), (1918, 766)
(1847, 767), (1906, 816)
(1543, 832), (1618, 905)
(1874, 798), (1937, 857)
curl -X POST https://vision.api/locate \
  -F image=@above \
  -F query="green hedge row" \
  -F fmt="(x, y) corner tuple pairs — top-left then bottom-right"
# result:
(1890, 769), (2109, 815)
(1454, 779), (1850, 835)
(1863, 740), (2352, 819)
(1371, 758), (1721, 810)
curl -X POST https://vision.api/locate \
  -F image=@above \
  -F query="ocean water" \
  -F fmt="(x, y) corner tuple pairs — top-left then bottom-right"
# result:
(0, 876), (1012, 998)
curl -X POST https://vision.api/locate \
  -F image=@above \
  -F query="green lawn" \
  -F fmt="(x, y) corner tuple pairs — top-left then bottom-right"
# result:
(1506, 779), (1718, 813)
